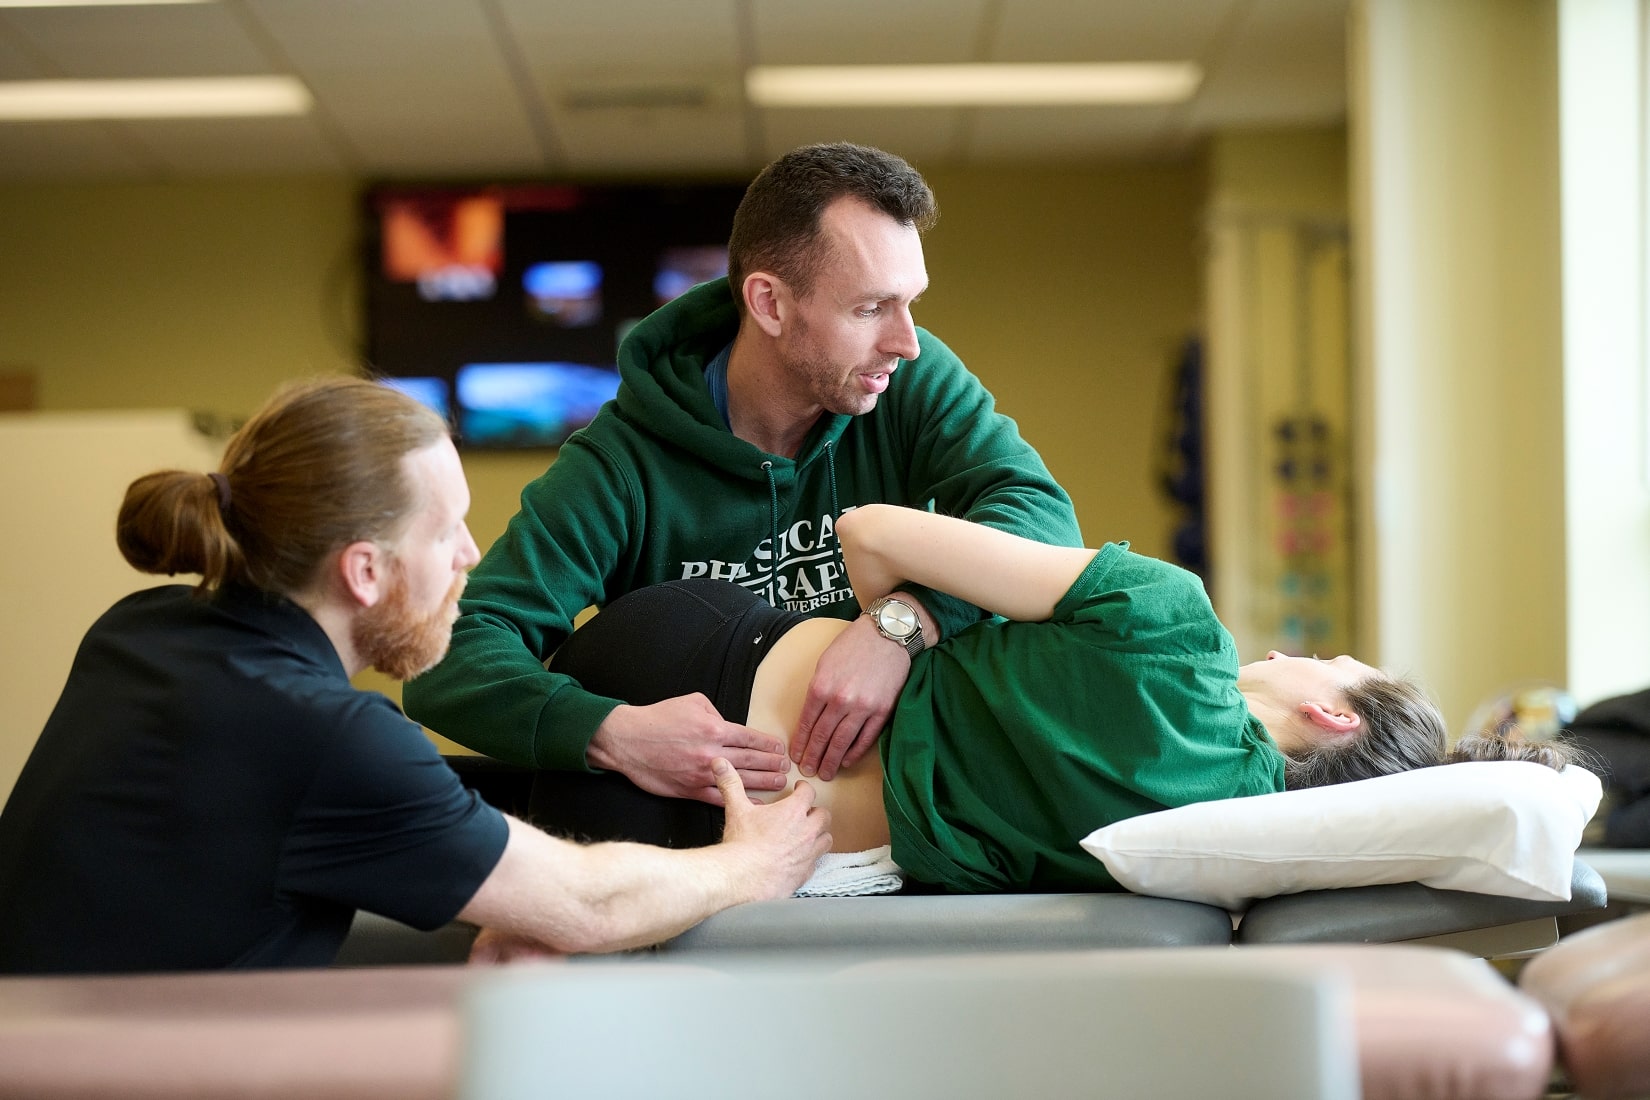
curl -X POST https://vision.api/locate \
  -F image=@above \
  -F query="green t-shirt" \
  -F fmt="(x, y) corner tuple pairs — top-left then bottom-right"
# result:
(881, 543), (1285, 893)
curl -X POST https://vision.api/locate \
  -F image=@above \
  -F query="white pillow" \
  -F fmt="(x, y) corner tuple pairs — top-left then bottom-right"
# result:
(1079, 762), (1602, 912)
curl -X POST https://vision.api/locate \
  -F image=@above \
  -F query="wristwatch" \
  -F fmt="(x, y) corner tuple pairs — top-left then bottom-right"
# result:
(865, 596), (926, 657)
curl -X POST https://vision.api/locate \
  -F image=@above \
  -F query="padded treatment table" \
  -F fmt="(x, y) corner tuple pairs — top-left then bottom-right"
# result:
(654, 859), (1608, 960)
(333, 893), (1233, 966)
(1235, 859), (1608, 956)
(464, 951), (1361, 1100)
(658, 890), (1234, 954)
(1519, 909), (1650, 1099)
(0, 965), (476, 1100)
(465, 945), (1552, 1100)
(333, 894), (1240, 966)
(0, 946), (1553, 1100)
(335, 860), (1608, 965)
(1572, 847), (1650, 905)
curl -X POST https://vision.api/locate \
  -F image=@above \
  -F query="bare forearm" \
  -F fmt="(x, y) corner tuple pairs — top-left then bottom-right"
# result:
(550, 845), (756, 953)
(839, 504), (1097, 623)
(459, 817), (764, 954)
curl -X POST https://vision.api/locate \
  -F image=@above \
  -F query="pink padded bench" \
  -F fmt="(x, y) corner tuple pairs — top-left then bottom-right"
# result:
(0, 945), (1557, 1100)
(0, 965), (480, 1100)
(1520, 909), (1650, 1099)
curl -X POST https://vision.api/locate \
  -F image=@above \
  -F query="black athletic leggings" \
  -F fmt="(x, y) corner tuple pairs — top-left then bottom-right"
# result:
(528, 580), (807, 849)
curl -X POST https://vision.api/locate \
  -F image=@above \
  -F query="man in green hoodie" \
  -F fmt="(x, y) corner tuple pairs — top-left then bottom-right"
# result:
(404, 142), (1081, 848)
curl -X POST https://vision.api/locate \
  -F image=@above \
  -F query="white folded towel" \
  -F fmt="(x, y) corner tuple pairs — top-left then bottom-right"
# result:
(793, 845), (905, 898)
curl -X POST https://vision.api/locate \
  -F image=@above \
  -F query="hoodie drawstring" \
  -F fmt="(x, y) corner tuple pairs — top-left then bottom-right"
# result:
(761, 460), (780, 606)
(823, 440), (845, 581)
(763, 443), (845, 607)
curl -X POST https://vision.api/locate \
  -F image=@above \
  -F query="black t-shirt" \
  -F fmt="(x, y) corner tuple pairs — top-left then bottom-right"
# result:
(0, 584), (508, 974)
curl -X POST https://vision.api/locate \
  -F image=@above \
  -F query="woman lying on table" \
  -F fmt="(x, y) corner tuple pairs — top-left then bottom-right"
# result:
(551, 505), (1571, 893)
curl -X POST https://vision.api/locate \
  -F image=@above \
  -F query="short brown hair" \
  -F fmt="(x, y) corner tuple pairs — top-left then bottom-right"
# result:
(726, 142), (938, 312)
(117, 376), (450, 596)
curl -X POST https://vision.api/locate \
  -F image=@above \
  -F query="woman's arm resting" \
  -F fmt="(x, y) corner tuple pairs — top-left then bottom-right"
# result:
(458, 760), (830, 955)
(792, 506), (1094, 780)
(837, 504), (1098, 623)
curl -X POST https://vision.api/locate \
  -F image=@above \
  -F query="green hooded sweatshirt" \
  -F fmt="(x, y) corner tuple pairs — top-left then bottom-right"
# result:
(403, 278), (1082, 769)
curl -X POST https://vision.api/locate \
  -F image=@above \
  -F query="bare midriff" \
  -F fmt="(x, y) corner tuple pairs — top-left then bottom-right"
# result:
(745, 617), (893, 853)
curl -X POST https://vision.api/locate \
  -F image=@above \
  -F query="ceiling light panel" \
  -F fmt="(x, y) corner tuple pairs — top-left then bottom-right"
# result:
(747, 63), (1201, 107)
(0, 0), (211, 7)
(0, 76), (311, 118)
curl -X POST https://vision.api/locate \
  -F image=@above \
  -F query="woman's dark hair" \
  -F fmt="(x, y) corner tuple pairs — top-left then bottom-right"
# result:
(116, 376), (450, 596)
(1284, 676), (1574, 789)
(726, 142), (938, 312)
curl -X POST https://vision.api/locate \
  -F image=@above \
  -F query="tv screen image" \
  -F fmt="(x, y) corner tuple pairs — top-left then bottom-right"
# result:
(378, 193), (503, 303)
(524, 260), (604, 327)
(456, 362), (622, 449)
(363, 180), (746, 449)
(380, 375), (451, 419)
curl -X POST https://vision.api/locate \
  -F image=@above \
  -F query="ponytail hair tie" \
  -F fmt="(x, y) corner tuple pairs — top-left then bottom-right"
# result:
(208, 472), (232, 514)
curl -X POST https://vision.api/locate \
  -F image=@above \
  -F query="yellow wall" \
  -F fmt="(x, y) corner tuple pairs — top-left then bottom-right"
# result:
(0, 411), (222, 800)
(1351, 0), (1569, 732)
(0, 165), (1201, 548)
(1204, 128), (1351, 664)
(0, 179), (359, 415)
(1555, 0), (1650, 708)
(0, 162), (1204, 733)
(917, 162), (1204, 551)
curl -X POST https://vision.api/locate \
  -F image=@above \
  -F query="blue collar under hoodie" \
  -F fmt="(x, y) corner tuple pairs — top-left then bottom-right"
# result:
(615, 281), (851, 605)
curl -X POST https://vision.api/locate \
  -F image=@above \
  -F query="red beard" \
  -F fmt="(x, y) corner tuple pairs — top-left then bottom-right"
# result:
(353, 569), (466, 681)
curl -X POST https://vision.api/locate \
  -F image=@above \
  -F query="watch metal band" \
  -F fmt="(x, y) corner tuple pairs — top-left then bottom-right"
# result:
(866, 596), (926, 657)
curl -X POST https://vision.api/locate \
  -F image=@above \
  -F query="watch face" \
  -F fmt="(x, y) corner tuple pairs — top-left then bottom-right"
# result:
(877, 600), (919, 638)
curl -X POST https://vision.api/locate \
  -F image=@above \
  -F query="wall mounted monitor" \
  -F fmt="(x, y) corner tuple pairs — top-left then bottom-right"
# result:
(363, 180), (747, 448)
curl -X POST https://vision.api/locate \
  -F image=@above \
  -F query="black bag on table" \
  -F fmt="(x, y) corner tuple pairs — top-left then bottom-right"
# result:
(1572, 686), (1650, 847)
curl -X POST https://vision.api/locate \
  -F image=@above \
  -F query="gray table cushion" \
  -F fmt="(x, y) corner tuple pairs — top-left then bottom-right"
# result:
(1234, 858), (1608, 945)
(1573, 847), (1650, 904)
(333, 862), (1610, 965)
(659, 891), (1234, 954)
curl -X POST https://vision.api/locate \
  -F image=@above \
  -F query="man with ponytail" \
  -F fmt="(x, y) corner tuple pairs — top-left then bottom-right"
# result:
(0, 377), (830, 974)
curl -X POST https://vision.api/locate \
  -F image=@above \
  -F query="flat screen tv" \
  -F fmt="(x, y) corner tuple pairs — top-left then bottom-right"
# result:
(362, 180), (748, 448)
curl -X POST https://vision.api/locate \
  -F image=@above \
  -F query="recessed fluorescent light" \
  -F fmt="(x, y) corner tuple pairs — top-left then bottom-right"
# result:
(747, 62), (1201, 107)
(0, 0), (210, 6)
(0, 77), (311, 120)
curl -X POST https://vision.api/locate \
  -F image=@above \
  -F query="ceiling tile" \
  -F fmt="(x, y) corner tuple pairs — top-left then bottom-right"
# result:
(496, 0), (741, 73)
(550, 105), (749, 175)
(1184, 0), (1347, 127)
(244, 0), (547, 176)
(1, 3), (270, 78)
(496, 0), (747, 172)
(0, 20), (50, 80)
(990, 0), (1240, 61)
(0, 0), (1347, 181)
(110, 116), (348, 177)
(750, 0), (988, 64)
